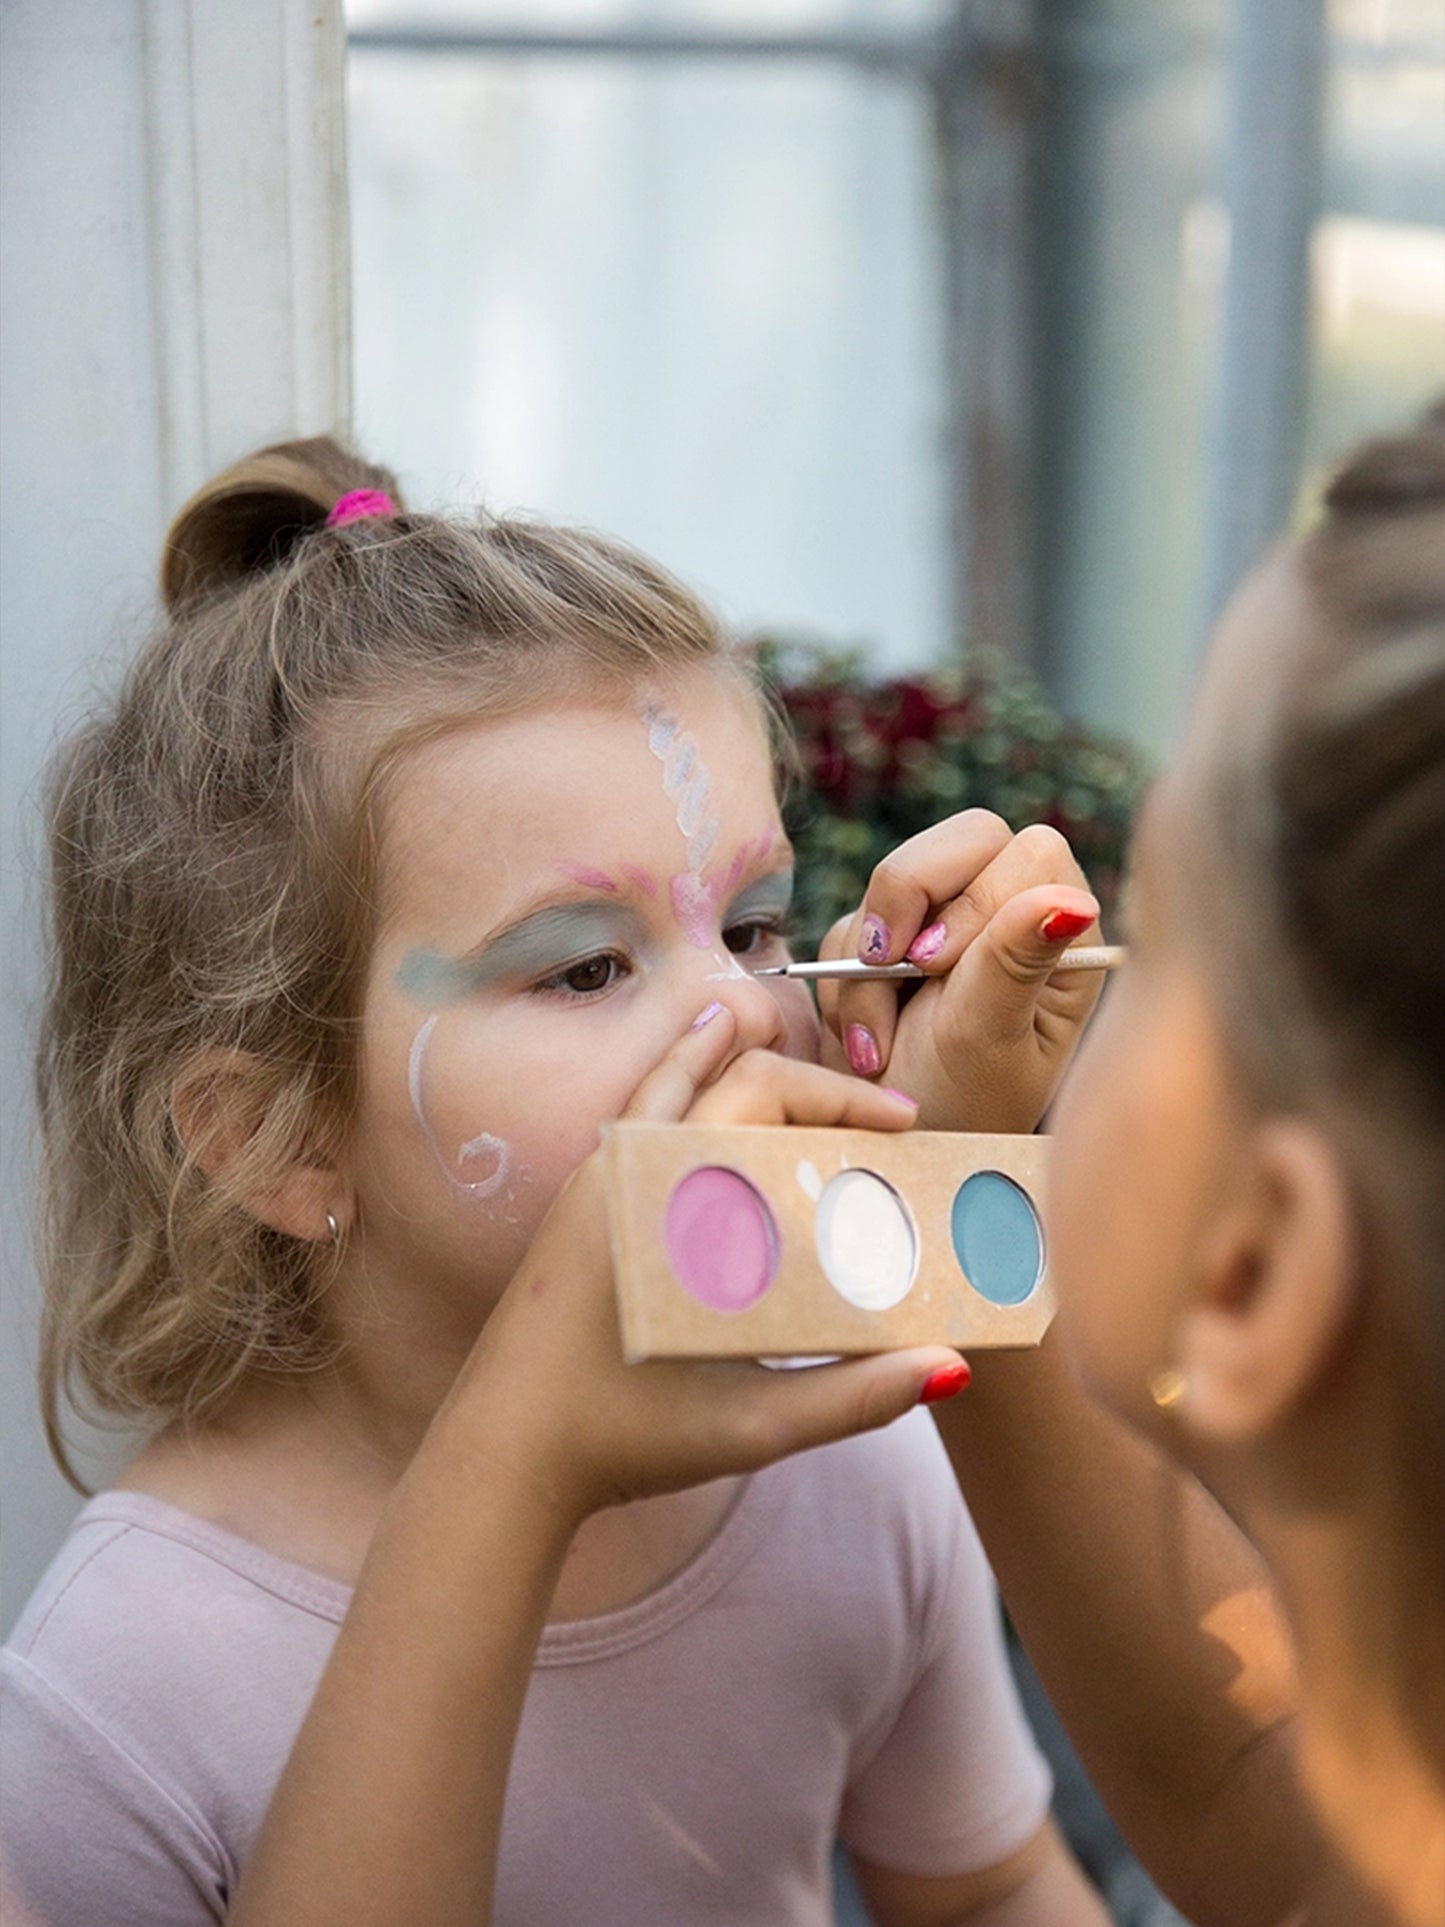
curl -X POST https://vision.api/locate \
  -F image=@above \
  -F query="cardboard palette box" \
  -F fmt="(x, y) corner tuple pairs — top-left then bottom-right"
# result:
(602, 1121), (1056, 1360)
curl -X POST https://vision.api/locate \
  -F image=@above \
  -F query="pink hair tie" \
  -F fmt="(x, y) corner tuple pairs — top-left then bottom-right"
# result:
(326, 488), (396, 528)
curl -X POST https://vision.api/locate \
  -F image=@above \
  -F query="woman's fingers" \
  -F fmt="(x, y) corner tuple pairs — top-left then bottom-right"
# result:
(619, 995), (919, 1133)
(933, 883), (1107, 1045)
(880, 883), (1107, 1131)
(831, 819), (1098, 1081)
(655, 1347), (971, 1482)
(850, 809), (1015, 966)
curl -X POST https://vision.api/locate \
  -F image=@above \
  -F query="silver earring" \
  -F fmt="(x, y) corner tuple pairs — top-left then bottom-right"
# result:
(325, 1211), (342, 1247)
(1148, 1367), (1188, 1411)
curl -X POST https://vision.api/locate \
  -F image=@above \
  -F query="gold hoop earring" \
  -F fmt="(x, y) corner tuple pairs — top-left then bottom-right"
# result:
(1148, 1367), (1188, 1411)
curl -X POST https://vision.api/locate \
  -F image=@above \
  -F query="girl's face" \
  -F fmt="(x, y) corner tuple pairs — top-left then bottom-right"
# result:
(346, 666), (817, 1325)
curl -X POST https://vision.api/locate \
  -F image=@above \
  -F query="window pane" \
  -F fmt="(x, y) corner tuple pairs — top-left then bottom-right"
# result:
(1031, 4), (1228, 754)
(349, 37), (946, 667)
(1304, 34), (1445, 480)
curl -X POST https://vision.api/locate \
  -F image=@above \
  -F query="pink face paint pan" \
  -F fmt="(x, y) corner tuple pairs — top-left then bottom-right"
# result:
(601, 1122), (1055, 1359)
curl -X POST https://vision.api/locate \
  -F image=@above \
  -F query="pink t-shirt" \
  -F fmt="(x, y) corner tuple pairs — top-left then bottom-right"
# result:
(1, 1411), (1049, 1925)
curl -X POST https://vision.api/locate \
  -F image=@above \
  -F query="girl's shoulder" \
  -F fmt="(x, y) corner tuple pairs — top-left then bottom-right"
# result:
(752, 1408), (986, 1650)
(8, 1489), (351, 1651)
(780, 1404), (971, 1546)
(4, 1491), (347, 1757)
(2, 1493), (342, 1917)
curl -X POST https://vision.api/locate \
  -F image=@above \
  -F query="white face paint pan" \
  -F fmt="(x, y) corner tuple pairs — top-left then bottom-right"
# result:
(600, 1122), (1054, 1359)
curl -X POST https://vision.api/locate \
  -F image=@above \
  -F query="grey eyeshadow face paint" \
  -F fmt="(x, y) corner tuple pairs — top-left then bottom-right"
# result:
(723, 871), (794, 930)
(396, 903), (651, 1004)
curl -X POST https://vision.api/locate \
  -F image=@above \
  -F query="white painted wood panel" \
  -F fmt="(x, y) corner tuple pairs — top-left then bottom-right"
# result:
(1, 0), (350, 1633)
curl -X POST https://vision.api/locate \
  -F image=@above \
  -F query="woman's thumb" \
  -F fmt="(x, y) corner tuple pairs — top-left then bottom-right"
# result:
(741, 1348), (971, 1462)
(946, 887), (1102, 1034)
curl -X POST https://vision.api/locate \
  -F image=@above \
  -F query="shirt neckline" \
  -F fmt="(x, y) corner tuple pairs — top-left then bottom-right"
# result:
(76, 1469), (784, 1665)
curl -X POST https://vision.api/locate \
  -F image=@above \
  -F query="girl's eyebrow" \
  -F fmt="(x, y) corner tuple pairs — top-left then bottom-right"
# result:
(559, 863), (621, 894)
(396, 901), (649, 1004)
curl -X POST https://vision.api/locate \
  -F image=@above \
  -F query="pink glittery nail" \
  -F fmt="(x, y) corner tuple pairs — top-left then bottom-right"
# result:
(906, 921), (947, 965)
(690, 1000), (725, 1032)
(846, 1024), (882, 1078)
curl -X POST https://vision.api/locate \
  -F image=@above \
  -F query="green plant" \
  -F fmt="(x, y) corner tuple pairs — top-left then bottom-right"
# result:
(755, 636), (1151, 952)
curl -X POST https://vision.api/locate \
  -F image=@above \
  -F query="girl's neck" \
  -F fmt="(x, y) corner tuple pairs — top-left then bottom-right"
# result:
(122, 1348), (746, 1623)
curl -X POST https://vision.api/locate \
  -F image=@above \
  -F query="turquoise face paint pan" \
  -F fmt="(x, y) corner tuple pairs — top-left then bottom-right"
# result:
(600, 1122), (1055, 1360)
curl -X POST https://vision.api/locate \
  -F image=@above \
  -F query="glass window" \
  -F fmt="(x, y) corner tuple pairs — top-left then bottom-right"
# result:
(349, 4), (949, 669)
(1305, 21), (1445, 482)
(348, 0), (1444, 756)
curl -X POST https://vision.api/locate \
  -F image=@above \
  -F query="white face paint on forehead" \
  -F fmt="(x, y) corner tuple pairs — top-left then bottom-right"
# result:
(642, 703), (725, 946)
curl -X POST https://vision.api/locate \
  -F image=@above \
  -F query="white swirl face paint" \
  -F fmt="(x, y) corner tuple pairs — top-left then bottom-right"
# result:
(407, 1013), (511, 1200)
(643, 704), (724, 946)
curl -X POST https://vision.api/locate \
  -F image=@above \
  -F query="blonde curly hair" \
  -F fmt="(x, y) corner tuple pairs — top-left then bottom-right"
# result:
(37, 436), (744, 1485)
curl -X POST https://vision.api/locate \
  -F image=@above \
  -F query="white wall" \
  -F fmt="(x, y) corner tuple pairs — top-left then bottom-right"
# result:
(0, 0), (349, 1634)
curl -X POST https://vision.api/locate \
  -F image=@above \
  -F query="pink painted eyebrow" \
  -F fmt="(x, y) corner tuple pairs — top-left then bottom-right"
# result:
(558, 861), (666, 902)
(558, 832), (788, 907)
(559, 863), (621, 894)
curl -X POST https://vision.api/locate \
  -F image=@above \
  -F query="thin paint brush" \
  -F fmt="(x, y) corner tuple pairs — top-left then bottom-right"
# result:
(757, 945), (1125, 983)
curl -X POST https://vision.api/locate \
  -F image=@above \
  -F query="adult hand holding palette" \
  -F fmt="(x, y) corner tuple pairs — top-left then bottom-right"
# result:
(601, 1122), (1055, 1359)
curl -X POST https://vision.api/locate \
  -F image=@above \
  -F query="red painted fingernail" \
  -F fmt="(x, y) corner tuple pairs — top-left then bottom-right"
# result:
(858, 916), (890, 963)
(690, 1000), (725, 1032)
(846, 1023), (882, 1077)
(906, 920), (947, 965)
(1040, 908), (1095, 944)
(919, 1361), (972, 1405)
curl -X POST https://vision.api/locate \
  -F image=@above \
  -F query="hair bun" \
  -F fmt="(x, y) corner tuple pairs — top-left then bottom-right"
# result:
(1323, 399), (1445, 519)
(159, 435), (405, 613)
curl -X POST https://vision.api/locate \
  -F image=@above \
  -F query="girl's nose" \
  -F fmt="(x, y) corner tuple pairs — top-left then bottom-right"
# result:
(690, 953), (788, 1054)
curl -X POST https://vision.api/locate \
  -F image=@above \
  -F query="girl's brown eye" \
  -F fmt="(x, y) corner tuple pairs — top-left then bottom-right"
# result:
(723, 920), (779, 956)
(562, 954), (619, 994)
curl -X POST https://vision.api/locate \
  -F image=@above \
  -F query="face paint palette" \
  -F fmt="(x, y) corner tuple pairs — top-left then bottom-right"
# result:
(601, 1122), (1054, 1358)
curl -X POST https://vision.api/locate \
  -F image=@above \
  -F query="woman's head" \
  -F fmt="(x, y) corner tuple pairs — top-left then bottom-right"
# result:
(1051, 404), (1445, 1751)
(38, 436), (808, 1476)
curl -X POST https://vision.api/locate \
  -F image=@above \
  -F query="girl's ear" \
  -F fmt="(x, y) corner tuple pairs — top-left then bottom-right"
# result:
(170, 1048), (348, 1244)
(1173, 1120), (1358, 1446)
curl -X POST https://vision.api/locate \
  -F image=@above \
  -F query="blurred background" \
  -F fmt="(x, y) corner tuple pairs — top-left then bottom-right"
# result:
(2, 4), (1442, 1921)
(344, 0), (1445, 757)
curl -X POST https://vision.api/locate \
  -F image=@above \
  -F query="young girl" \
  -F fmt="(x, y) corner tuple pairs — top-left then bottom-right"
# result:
(0, 440), (1111, 1925)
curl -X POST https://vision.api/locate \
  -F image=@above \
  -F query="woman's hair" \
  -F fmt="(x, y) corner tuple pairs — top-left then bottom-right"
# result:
(1197, 403), (1444, 1291)
(37, 436), (744, 1484)
(1189, 400), (1445, 1756)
